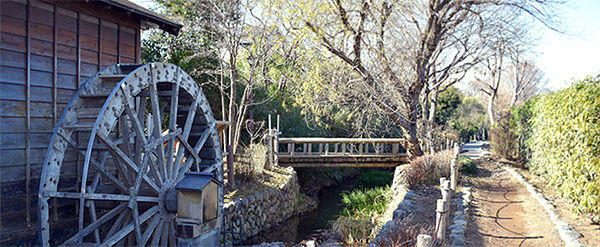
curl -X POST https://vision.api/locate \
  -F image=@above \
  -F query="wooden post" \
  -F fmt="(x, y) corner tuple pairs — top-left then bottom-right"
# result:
(451, 142), (461, 194)
(450, 158), (458, 195)
(273, 129), (279, 167)
(435, 199), (447, 242)
(227, 145), (235, 186)
(442, 179), (451, 227)
(267, 115), (272, 171)
(416, 234), (432, 247)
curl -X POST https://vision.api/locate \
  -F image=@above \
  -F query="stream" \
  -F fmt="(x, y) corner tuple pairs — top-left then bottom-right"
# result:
(246, 179), (355, 244)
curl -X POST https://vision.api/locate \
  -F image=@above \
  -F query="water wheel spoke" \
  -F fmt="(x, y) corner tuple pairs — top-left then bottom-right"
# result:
(150, 220), (164, 246)
(42, 191), (159, 202)
(202, 162), (222, 173)
(118, 115), (135, 184)
(144, 129), (181, 182)
(60, 203), (128, 246)
(86, 201), (101, 243)
(97, 133), (160, 193)
(100, 205), (159, 247)
(88, 173), (101, 193)
(56, 132), (129, 193)
(169, 220), (177, 246)
(160, 219), (170, 247)
(123, 94), (149, 145)
(123, 97), (164, 188)
(140, 214), (161, 246)
(175, 129), (209, 180)
(176, 133), (202, 172)
(106, 210), (130, 240)
(131, 201), (144, 245)
(166, 81), (180, 181)
(182, 96), (200, 140)
(148, 74), (168, 182)
(145, 129), (181, 151)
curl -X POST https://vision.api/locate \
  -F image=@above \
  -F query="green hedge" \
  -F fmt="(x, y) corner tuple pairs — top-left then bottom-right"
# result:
(527, 76), (600, 221)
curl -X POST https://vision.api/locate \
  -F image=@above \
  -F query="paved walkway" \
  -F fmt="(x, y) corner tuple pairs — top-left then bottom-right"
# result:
(461, 141), (490, 159)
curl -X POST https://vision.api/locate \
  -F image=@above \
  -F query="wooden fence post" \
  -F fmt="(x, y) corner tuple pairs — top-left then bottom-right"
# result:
(416, 234), (432, 247)
(451, 142), (461, 194)
(227, 145), (235, 186)
(442, 179), (451, 227)
(266, 115), (273, 171)
(435, 199), (447, 242)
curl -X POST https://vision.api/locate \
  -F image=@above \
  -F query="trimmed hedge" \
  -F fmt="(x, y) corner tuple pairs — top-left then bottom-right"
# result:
(527, 76), (600, 222)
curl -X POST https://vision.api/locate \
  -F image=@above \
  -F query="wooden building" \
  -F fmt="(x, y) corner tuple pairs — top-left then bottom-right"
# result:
(0, 0), (181, 243)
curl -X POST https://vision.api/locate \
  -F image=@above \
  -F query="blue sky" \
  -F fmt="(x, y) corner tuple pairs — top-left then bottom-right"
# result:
(535, 0), (600, 89)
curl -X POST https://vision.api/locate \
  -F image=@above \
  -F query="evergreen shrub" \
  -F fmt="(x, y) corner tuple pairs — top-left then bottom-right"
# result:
(528, 76), (600, 222)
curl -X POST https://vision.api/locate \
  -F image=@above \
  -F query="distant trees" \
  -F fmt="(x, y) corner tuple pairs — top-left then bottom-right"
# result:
(507, 61), (549, 106)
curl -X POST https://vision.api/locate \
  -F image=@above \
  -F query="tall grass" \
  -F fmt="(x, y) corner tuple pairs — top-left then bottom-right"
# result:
(340, 186), (389, 216)
(331, 170), (393, 245)
(330, 210), (379, 246)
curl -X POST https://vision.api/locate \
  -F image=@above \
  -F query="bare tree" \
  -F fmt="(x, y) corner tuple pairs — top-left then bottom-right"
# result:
(262, 0), (565, 157)
(507, 59), (549, 106)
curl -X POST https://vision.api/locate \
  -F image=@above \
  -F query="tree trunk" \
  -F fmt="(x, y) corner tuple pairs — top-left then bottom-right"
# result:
(510, 92), (518, 107)
(228, 52), (237, 155)
(487, 45), (504, 125)
(428, 88), (440, 123)
(403, 123), (424, 158)
(405, 99), (424, 158)
(488, 91), (496, 125)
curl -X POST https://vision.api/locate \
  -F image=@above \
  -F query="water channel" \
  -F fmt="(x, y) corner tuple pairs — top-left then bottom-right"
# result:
(246, 179), (355, 244)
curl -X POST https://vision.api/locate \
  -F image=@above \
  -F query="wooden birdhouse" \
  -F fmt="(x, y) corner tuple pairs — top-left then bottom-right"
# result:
(175, 172), (221, 223)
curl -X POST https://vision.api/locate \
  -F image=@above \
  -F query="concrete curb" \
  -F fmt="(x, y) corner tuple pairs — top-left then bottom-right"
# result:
(448, 187), (472, 247)
(502, 165), (586, 247)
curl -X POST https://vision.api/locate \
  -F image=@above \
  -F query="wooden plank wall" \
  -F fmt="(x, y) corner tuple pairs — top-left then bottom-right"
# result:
(0, 0), (140, 243)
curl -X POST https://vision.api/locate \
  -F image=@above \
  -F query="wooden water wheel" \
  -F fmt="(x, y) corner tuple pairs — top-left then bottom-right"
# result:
(38, 62), (223, 246)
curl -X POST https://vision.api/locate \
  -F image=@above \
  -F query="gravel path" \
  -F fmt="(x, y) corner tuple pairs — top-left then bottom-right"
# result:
(461, 141), (586, 247)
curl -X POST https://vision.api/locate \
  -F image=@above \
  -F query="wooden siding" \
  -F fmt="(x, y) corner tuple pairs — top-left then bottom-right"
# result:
(0, 0), (141, 243)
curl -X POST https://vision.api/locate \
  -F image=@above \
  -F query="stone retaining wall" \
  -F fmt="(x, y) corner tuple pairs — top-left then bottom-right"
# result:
(221, 167), (300, 244)
(370, 165), (411, 246)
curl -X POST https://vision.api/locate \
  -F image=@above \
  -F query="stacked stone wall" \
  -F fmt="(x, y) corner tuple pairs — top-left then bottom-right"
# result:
(221, 167), (299, 244)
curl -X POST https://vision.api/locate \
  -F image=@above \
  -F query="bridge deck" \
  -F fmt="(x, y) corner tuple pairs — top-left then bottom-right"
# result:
(275, 137), (408, 168)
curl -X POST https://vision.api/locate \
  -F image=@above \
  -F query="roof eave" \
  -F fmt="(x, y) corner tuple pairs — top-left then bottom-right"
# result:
(98, 0), (182, 35)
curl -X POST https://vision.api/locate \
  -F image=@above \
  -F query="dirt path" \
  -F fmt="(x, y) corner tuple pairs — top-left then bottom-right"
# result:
(463, 160), (563, 246)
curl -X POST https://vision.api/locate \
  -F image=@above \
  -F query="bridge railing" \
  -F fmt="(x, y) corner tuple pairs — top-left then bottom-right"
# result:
(276, 138), (406, 158)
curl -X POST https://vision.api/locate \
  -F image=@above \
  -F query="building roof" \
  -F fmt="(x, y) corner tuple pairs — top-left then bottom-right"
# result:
(99, 0), (182, 35)
(176, 172), (221, 192)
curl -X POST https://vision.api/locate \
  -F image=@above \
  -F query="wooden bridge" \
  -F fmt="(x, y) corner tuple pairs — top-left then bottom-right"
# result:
(274, 137), (408, 168)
